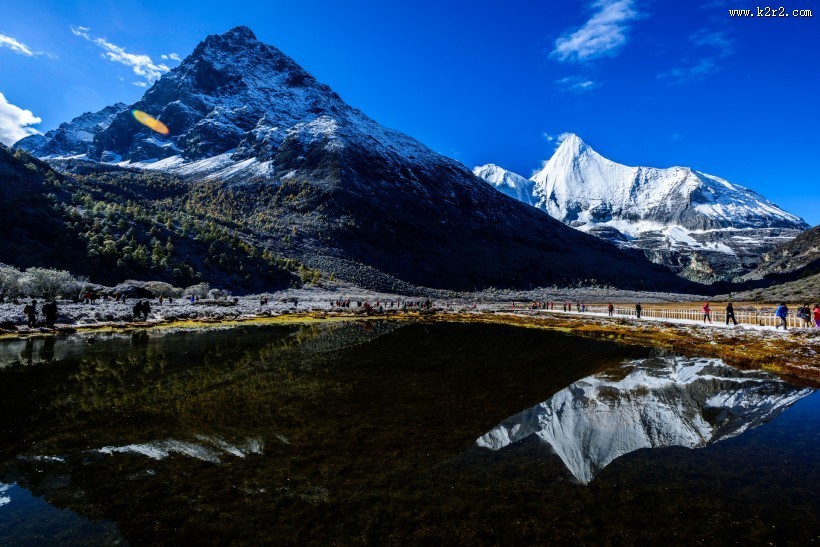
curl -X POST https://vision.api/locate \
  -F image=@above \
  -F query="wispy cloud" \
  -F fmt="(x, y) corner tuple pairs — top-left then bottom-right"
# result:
(552, 0), (642, 63)
(161, 53), (182, 62)
(70, 25), (170, 86)
(0, 33), (43, 57)
(554, 76), (601, 93)
(0, 93), (41, 146)
(659, 28), (735, 84)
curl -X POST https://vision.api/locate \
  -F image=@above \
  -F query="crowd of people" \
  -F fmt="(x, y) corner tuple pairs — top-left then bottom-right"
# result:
(510, 300), (820, 330)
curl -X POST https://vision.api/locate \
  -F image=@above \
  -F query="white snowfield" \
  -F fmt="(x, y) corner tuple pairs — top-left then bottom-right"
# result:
(476, 356), (813, 484)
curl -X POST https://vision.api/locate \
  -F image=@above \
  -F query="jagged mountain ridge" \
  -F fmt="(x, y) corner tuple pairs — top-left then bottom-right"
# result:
(14, 103), (128, 158)
(9, 27), (699, 293)
(744, 225), (820, 281)
(475, 135), (808, 283)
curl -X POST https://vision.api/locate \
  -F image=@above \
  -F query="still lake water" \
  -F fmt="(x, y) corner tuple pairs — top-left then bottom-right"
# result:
(0, 320), (818, 545)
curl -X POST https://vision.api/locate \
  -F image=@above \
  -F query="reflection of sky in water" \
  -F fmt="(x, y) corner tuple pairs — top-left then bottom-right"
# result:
(477, 357), (814, 484)
(0, 482), (123, 544)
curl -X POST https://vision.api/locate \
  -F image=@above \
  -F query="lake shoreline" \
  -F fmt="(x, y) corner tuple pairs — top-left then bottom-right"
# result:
(1, 302), (818, 386)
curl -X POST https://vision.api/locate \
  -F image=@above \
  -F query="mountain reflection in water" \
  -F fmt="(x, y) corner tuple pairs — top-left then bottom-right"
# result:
(476, 357), (813, 484)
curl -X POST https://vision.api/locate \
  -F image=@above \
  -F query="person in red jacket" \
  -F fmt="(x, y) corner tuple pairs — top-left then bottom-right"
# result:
(703, 302), (712, 323)
(814, 304), (820, 328)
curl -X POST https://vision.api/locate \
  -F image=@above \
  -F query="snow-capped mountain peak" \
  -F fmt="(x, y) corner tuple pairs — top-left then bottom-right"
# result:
(474, 134), (809, 282)
(531, 135), (806, 232)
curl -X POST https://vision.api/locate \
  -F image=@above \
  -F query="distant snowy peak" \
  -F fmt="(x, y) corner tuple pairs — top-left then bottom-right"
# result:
(477, 134), (808, 282)
(531, 134), (807, 231)
(14, 103), (128, 158)
(473, 164), (535, 205)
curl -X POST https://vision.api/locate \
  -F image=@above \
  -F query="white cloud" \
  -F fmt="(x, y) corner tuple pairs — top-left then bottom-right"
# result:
(0, 92), (41, 146)
(552, 0), (641, 63)
(161, 53), (182, 62)
(554, 76), (601, 93)
(0, 34), (35, 56)
(70, 25), (170, 86)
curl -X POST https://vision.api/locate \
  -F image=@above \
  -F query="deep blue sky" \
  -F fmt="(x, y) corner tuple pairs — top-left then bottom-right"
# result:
(1, 0), (818, 224)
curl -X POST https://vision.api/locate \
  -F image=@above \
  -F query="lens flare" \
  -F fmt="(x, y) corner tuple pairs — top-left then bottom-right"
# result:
(132, 109), (169, 135)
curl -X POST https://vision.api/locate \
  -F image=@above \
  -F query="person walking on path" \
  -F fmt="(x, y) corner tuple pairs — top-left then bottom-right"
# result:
(42, 300), (58, 329)
(775, 303), (789, 330)
(703, 302), (712, 323)
(635, 303), (642, 319)
(24, 300), (37, 328)
(608, 303), (614, 317)
(813, 304), (820, 328)
(133, 300), (142, 321)
(725, 302), (737, 326)
(797, 304), (812, 327)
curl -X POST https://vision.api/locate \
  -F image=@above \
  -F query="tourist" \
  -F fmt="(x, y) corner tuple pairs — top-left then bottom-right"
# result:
(24, 300), (37, 327)
(608, 303), (614, 317)
(703, 302), (712, 323)
(775, 303), (789, 330)
(813, 304), (820, 328)
(43, 300), (58, 329)
(141, 300), (152, 321)
(725, 302), (737, 326)
(797, 304), (812, 327)
(635, 303), (642, 319)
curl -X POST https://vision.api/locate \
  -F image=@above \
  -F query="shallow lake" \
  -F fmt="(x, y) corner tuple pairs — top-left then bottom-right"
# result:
(0, 321), (818, 545)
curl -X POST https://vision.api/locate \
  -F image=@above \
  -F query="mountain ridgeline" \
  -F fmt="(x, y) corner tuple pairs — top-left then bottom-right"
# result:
(475, 135), (809, 284)
(10, 27), (699, 293)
